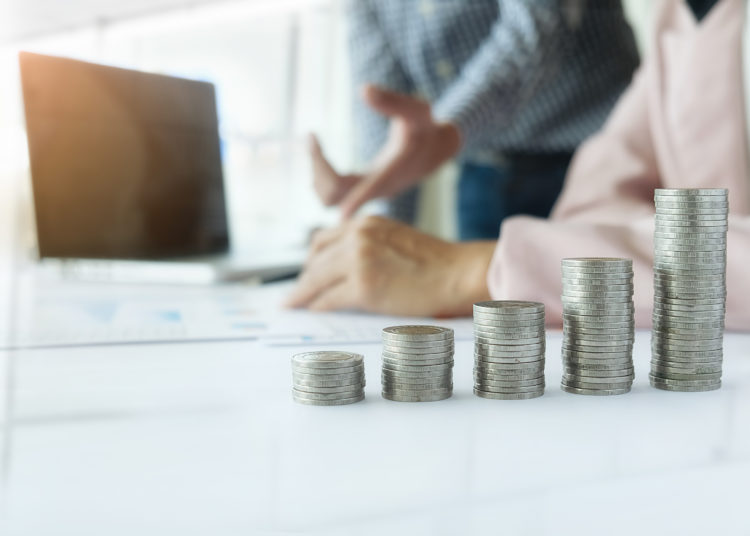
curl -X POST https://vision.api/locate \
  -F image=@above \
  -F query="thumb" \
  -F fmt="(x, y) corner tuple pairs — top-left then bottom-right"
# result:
(362, 84), (428, 122)
(308, 133), (336, 175)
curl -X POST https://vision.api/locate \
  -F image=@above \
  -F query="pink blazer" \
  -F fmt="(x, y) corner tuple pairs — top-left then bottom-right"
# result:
(487, 0), (750, 331)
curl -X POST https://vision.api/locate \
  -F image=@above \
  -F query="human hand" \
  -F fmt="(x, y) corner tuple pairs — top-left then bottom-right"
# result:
(309, 85), (461, 219)
(285, 215), (494, 317)
(309, 133), (362, 207)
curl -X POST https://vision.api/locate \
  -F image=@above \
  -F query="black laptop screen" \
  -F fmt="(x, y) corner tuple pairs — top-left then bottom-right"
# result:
(20, 52), (230, 259)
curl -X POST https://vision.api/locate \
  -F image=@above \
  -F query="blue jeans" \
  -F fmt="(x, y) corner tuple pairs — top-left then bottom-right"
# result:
(457, 153), (571, 241)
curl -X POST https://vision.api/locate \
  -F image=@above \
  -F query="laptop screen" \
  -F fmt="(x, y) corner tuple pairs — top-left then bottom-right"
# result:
(20, 52), (230, 260)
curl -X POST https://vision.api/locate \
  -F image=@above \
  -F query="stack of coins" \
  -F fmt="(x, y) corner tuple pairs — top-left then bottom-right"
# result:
(651, 188), (728, 392)
(561, 258), (635, 396)
(381, 325), (454, 402)
(472, 301), (546, 400)
(291, 351), (365, 406)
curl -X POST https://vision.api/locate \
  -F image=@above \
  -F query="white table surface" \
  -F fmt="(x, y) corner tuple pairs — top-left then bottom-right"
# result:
(0, 284), (749, 535)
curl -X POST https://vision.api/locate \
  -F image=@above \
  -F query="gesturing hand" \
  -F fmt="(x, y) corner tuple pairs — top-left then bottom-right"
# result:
(285, 216), (494, 317)
(309, 85), (461, 219)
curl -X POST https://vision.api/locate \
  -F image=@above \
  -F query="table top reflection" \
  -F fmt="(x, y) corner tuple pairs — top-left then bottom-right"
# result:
(0, 308), (748, 535)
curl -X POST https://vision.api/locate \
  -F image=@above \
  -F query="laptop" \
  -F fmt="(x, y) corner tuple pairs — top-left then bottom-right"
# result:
(19, 52), (304, 284)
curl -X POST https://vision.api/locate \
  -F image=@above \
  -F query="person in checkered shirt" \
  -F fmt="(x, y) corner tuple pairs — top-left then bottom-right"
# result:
(310, 0), (639, 240)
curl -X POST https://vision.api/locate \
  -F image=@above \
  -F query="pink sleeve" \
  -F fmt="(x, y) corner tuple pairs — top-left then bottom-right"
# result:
(486, 39), (750, 331)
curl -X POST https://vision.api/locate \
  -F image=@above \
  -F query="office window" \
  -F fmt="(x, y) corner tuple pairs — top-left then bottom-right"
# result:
(0, 0), (352, 252)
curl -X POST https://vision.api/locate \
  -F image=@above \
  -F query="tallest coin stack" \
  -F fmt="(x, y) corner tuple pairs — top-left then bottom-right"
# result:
(650, 188), (728, 392)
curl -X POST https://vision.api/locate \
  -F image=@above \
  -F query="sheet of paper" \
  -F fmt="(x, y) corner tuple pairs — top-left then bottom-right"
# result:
(0, 276), (339, 349)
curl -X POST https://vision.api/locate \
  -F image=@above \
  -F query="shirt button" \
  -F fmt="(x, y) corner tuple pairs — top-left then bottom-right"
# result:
(435, 59), (455, 80)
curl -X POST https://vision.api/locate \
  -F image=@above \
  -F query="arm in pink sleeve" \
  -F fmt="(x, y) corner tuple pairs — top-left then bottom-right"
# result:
(487, 56), (660, 326)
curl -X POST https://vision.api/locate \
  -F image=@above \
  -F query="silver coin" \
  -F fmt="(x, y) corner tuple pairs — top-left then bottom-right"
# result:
(651, 340), (723, 352)
(473, 345), (546, 358)
(474, 383), (546, 394)
(655, 214), (727, 222)
(474, 371), (546, 382)
(562, 280), (633, 289)
(380, 386), (454, 397)
(654, 291), (726, 301)
(381, 369), (453, 380)
(654, 296), (726, 306)
(650, 346), (723, 359)
(293, 393), (365, 406)
(560, 384), (631, 396)
(562, 373), (634, 384)
(381, 337), (456, 349)
(382, 356), (454, 368)
(473, 388), (544, 400)
(382, 390), (452, 402)
(382, 379), (453, 390)
(650, 352), (723, 364)
(475, 359), (546, 370)
(292, 388), (364, 401)
(563, 361), (634, 372)
(649, 371), (721, 381)
(293, 376), (364, 388)
(650, 363), (722, 375)
(562, 345), (634, 356)
(650, 363), (723, 375)
(654, 238), (726, 248)
(382, 344), (455, 356)
(473, 318), (545, 329)
(562, 290), (633, 299)
(655, 196), (728, 203)
(563, 338), (633, 353)
(561, 279), (633, 289)
(293, 364), (365, 376)
(562, 257), (632, 267)
(474, 376), (545, 387)
(562, 379), (633, 391)
(653, 282), (727, 292)
(563, 325), (634, 336)
(381, 360), (453, 372)
(474, 355), (544, 367)
(292, 351), (363, 369)
(652, 331), (724, 344)
(649, 380), (721, 392)
(653, 262), (726, 271)
(653, 273), (726, 283)
(563, 358), (634, 369)
(651, 325), (724, 337)
(655, 207), (728, 215)
(647, 373), (722, 387)
(473, 300), (545, 315)
(474, 324), (544, 339)
(473, 312), (546, 324)
(473, 329), (546, 341)
(562, 331), (634, 343)
(292, 382), (365, 394)
(382, 325), (454, 342)
(381, 349), (454, 361)
(655, 249), (726, 259)
(564, 366), (634, 377)
(562, 318), (634, 329)
(474, 335), (545, 346)
(655, 188), (727, 196)
(292, 369), (363, 381)
(562, 300), (634, 309)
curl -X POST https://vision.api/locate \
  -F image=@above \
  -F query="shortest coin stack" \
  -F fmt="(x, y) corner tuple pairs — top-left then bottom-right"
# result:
(292, 351), (365, 406)
(473, 301), (546, 400)
(381, 326), (454, 402)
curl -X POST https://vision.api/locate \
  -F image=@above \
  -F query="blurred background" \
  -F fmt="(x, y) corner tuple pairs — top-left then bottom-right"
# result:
(0, 0), (652, 256)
